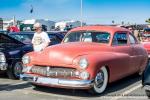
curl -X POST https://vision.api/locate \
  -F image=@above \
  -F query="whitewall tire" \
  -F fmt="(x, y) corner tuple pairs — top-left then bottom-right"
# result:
(90, 66), (108, 94)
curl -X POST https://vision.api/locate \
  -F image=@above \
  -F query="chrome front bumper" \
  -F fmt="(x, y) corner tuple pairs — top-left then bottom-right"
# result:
(20, 74), (94, 89)
(0, 62), (7, 70)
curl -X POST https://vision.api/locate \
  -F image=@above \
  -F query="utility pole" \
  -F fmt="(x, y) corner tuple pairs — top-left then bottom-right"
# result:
(13, 16), (16, 26)
(80, 0), (83, 27)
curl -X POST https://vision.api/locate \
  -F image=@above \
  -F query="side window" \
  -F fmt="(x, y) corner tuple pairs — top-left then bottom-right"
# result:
(64, 32), (81, 42)
(112, 32), (127, 45)
(129, 34), (136, 44)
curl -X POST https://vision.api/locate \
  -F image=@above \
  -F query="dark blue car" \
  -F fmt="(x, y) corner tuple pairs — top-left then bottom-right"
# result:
(0, 31), (64, 79)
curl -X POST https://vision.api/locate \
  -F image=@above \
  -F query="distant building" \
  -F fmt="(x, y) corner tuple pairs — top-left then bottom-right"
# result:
(21, 19), (55, 31)
(2, 16), (18, 31)
(3, 20), (14, 31)
(55, 20), (86, 31)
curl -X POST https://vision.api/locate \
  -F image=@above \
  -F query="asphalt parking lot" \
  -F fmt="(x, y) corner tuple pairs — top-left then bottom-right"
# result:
(0, 73), (149, 100)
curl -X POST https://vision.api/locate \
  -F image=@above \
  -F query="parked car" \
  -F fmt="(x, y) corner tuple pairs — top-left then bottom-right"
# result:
(8, 31), (64, 45)
(20, 26), (148, 94)
(141, 34), (150, 57)
(0, 30), (8, 34)
(144, 28), (150, 34)
(0, 31), (64, 79)
(142, 61), (150, 98)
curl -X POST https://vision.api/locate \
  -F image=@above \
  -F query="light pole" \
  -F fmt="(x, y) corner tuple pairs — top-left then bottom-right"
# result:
(80, 0), (83, 27)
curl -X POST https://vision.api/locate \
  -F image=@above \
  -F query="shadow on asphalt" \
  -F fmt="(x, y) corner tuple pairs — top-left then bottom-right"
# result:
(0, 83), (31, 91)
(0, 74), (32, 91)
(32, 73), (141, 97)
(0, 72), (141, 97)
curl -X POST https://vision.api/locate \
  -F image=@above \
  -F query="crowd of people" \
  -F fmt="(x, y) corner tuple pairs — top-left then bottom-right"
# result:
(122, 25), (148, 42)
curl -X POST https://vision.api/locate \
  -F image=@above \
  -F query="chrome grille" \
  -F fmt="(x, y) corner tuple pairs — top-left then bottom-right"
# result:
(31, 66), (77, 78)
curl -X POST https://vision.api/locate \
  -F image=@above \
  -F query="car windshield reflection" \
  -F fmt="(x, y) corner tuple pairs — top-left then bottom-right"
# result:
(64, 31), (110, 43)
(9, 34), (33, 44)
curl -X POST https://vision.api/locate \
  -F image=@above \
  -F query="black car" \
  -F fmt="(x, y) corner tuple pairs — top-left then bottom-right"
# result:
(0, 31), (64, 79)
(0, 30), (8, 34)
(142, 60), (150, 98)
(8, 31), (65, 45)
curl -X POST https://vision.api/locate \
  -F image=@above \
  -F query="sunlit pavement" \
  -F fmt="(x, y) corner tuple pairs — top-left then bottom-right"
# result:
(0, 73), (149, 100)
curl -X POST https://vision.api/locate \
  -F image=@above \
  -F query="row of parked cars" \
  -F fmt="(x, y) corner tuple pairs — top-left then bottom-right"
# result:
(1, 26), (150, 96)
(0, 31), (64, 79)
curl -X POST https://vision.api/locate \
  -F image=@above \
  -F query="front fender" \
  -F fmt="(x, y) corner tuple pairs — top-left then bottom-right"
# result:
(74, 52), (130, 82)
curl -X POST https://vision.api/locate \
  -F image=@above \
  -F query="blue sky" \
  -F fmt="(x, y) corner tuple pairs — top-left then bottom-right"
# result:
(0, 0), (150, 24)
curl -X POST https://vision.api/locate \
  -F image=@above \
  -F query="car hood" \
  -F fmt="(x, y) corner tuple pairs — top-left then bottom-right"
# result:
(0, 43), (24, 52)
(31, 42), (111, 66)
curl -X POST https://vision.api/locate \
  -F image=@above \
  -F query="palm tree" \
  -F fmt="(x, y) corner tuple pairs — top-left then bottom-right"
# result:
(121, 21), (124, 25)
(146, 18), (150, 23)
(112, 20), (115, 24)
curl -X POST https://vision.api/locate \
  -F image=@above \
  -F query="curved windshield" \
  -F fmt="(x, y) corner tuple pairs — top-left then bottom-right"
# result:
(63, 31), (110, 43)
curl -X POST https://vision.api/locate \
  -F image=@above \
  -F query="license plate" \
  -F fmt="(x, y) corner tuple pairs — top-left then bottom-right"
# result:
(36, 77), (59, 85)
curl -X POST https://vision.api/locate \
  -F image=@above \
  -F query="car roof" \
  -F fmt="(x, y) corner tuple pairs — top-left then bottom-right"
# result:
(8, 31), (64, 39)
(69, 25), (130, 35)
(9, 31), (64, 35)
(144, 28), (150, 30)
(8, 31), (34, 35)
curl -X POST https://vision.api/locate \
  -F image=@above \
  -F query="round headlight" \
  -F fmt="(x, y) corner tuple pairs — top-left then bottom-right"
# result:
(78, 58), (89, 69)
(0, 52), (6, 63)
(80, 71), (90, 80)
(22, 55), (30, 64)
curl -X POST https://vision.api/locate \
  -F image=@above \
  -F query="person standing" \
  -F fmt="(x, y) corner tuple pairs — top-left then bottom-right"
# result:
(32, 22), (50, 51)
(133, 29), (141, 41)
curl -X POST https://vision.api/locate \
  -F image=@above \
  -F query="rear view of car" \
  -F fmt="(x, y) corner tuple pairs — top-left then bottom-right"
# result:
(144, 28), (150, 34)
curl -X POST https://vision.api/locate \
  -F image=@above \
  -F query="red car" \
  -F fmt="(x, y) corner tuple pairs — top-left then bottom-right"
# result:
(20, 26), (148, 94)
(141, 34), (150, 57)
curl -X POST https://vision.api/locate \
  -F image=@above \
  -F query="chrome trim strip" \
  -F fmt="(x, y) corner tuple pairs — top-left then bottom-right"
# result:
(20, 74), (94, 88)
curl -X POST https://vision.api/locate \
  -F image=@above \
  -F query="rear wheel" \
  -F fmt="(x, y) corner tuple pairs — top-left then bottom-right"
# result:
(89, 66), (108, 94)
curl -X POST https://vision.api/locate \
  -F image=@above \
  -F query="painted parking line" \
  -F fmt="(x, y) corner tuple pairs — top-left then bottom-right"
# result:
(15, 89), (84, 100)
(110, 84), (146, 100)
(0, 80), (146, 100)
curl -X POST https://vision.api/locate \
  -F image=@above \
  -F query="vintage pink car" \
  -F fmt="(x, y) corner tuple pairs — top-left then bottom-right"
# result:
(21, 26), (148, 94)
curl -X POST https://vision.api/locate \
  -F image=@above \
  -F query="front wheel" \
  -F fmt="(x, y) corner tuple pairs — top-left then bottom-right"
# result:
(145, 90), (150, 98)
(89, 66), (108, 94)
(7, 61), (23, 79)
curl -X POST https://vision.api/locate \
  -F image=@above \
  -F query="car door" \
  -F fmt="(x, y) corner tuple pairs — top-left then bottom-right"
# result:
(128, 33), (143, 72)
(112, 32), (133, 77)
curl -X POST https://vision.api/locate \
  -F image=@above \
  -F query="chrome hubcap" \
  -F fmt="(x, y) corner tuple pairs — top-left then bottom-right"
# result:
(14, 62), (22, 77)
(95, 71), (104, 88)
